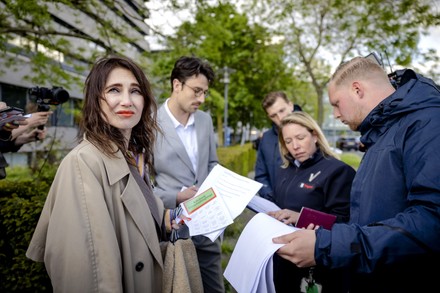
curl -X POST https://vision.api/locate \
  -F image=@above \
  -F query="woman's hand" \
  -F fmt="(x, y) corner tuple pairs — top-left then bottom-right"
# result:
(176, 185), (198, 205)
(268, 208), (299, 225)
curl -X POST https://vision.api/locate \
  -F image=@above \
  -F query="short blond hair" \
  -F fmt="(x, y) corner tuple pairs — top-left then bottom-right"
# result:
(330, 57), (388, 87)
(278, 112), (338, 168)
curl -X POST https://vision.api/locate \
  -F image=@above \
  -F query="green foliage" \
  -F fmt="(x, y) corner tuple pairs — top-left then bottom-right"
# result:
(0, 162), (57, 291)
(0, 178), (52, 292)
(5, 158), (59, 182)
(150, 2), (309, 134)
(241, 0), (440, 125)
(0, 0), (150, 90)
(217, 143), (256, 177)
(340, 152), (362, 170)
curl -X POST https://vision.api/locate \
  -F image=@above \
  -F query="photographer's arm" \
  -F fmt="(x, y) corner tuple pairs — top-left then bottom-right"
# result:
(11, 111), (52, 140)
(14, 128), (47, 146)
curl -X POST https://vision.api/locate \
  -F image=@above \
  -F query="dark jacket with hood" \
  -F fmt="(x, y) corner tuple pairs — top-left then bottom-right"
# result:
(315, 70), (440, 292)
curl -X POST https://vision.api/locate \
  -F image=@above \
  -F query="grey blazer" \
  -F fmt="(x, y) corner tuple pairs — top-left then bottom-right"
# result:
(153, 104), (218, 208)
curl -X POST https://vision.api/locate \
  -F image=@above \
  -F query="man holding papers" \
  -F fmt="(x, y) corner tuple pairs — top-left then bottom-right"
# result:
(273, 56), (440, 292)
(152, 56), (224, 293)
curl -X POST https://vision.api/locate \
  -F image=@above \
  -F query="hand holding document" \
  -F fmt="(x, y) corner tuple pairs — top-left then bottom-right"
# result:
(180, 164), (263, 241)
(224, 213), (299, 293)
(180, 187), (234, 236)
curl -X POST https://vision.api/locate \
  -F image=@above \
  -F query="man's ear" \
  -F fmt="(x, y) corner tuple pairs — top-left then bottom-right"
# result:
(172, 79), (181, 92)
(352, 81), (364, 99)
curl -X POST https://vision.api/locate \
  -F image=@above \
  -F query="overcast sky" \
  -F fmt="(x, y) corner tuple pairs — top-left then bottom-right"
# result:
(144, 0), (440, 74)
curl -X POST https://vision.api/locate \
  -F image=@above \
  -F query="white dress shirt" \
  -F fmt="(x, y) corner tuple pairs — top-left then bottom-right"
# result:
(164, 99), (198, 172)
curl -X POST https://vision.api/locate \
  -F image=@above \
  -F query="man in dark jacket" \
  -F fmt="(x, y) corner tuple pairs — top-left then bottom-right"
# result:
(254, 91), (301, 201)
(272, 56), (440, 292)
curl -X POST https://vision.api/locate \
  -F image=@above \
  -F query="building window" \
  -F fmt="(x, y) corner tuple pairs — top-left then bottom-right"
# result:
(0, 83), (27, 110)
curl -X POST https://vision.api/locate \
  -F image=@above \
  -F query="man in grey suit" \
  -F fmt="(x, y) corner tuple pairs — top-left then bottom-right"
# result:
(153, 56), (224, 292)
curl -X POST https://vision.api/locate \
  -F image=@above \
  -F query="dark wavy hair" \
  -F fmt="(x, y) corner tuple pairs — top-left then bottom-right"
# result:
(169, 56), (215, 91)
(78, 55), (159, 171)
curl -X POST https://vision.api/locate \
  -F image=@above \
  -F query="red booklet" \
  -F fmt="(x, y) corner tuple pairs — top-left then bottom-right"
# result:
(295, 207), (337, 230)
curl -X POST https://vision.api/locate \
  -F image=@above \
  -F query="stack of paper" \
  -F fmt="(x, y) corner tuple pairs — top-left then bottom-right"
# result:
(224, 213), (298, 293)
(246, 194), (281, 213)
(180, 164), (263, 241)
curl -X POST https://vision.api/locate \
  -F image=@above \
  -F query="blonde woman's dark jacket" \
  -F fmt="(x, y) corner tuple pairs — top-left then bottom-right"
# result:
(26, 138), (164, 293)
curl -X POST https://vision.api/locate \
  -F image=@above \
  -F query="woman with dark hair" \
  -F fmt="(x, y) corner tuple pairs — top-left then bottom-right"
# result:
(26, 55), (179, 292)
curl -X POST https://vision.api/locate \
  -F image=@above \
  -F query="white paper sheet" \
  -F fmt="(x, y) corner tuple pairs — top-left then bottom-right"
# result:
(181, 187), (234, 235)
(247, 195), (281, 213)
(198, 164), (263, 217)
(182, 164), (263, 241)
(224, 213), (298, 293)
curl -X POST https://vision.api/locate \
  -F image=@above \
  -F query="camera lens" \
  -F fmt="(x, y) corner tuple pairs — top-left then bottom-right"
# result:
(52, 88), (70, 105)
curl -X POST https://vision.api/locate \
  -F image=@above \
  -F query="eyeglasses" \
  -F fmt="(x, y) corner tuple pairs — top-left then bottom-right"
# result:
(182, 82), (210, 98)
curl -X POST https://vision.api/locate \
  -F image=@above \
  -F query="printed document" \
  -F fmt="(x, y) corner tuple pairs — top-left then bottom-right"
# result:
(180, 187), (233, 236)
(224, 213), (299, 293)
(181, 164), (263, 241)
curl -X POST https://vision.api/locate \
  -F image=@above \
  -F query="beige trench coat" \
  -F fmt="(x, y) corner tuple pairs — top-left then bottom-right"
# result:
(26, 139), (164, 292)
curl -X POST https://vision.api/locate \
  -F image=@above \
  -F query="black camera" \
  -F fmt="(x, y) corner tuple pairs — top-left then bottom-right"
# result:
(29, 86), (70, 131)
(29, 86), (70, 111)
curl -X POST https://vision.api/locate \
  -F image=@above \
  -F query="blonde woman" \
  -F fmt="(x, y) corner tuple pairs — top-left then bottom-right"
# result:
(268, 111), (355, 293)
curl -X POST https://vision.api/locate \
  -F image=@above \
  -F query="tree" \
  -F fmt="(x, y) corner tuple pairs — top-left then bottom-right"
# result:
(241, 0), (440, 125)
(149, 2), (312, 145)
(0, 0), (151, 91)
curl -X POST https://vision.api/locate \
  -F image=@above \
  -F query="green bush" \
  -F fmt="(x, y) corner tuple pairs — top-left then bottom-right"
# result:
(340, 152), (362, 170)
(0, 177), (53, 292)
(217, 143), (256, 176)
